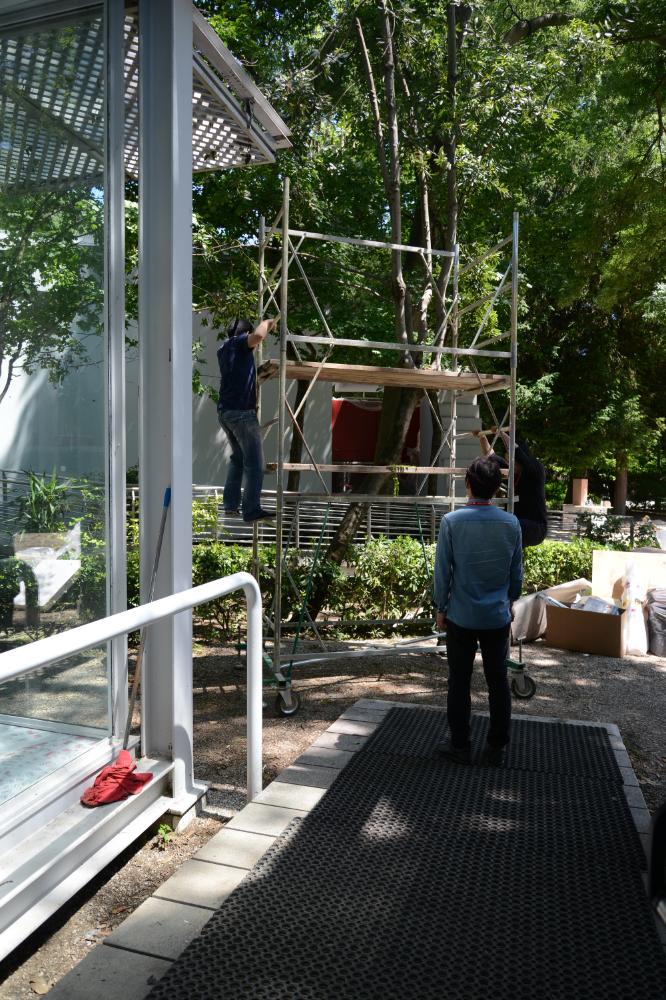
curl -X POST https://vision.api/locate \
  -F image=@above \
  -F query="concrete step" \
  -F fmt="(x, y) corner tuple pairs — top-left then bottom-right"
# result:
(0, 757), (173, 962)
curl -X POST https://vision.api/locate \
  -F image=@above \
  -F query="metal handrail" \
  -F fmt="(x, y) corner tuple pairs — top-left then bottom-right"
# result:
(0, 573), (263, 799)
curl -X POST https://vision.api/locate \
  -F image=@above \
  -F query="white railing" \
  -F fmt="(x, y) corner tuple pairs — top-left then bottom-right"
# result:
(0, 573), (264, 800)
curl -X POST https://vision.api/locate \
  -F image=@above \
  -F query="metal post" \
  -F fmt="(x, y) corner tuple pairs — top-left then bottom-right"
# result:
(138, 0), (195, 807)
(449, 244), (460, 509)
(273, 177), (290, 673)
(252, 216), (266, 583)
(508, 213), (519, 513)
(105, 0), (127, 740)
(244, 576), (263, 801)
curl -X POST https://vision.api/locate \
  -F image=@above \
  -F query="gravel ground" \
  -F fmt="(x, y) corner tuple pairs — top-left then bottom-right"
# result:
(0, 637), (664, 997)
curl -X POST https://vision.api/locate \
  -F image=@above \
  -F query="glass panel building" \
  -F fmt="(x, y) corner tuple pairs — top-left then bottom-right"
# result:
(0, 0), (289, 959)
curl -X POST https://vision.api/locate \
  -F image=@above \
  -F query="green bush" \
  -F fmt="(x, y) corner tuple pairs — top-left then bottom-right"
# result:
(192, 496), (221, 539)
(0, 558), (38, 630)
(347, 535), (434, 620)
(576, 511), (658, 549)
(522, 539), (594, 593)
(77, 552), (106, 621)
(18, 469), (71, 533)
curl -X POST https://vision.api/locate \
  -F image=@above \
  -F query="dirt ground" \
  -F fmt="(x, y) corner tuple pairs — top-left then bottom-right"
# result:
(1, 637), (665, 998)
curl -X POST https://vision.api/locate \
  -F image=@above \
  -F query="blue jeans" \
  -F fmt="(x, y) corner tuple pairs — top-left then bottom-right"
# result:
(217, 409), (264, 520)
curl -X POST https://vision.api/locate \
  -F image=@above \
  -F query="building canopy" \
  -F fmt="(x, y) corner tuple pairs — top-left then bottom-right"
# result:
(0, 4), (291, 192)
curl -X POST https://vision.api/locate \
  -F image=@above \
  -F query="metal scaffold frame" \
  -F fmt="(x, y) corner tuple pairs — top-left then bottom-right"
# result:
(255, 178), (519, 713)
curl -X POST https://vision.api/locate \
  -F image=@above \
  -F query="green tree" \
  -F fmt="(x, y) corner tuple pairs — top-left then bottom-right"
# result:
(0, 188), (104, 405)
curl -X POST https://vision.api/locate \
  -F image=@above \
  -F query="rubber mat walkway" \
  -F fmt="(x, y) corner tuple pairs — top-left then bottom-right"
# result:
(144, 704), (666, 1000)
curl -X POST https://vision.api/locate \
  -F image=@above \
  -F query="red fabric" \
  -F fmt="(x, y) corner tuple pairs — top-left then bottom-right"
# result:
(332, 399), (420, 462)
(80, 750), (153, 808)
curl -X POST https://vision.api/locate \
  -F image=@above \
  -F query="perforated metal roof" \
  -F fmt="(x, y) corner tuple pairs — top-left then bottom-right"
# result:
(0, 5), (291, 191)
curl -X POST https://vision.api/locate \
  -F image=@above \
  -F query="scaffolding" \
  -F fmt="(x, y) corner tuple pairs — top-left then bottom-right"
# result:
(255, 177), (519, 713)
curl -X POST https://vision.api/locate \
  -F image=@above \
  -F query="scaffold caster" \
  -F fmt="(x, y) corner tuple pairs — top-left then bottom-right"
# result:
(275, 688), (301, 717)
(510, 674), (536, 699)
(506, 638), (536, 700)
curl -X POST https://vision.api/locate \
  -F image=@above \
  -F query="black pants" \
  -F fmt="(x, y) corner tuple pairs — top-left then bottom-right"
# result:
(446, 620), (511, 749)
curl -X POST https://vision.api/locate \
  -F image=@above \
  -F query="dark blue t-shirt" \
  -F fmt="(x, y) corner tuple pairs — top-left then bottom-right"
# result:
(217, 333), (256, 411)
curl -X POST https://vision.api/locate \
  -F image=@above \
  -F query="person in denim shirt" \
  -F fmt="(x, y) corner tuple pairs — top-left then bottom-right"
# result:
(217, 317), (276, 523)
(434, 456), (523, 766)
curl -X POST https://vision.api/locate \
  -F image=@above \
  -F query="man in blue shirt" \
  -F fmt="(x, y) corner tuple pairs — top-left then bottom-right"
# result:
(434, 456), (523, 766)
(217, 317), (276, 523)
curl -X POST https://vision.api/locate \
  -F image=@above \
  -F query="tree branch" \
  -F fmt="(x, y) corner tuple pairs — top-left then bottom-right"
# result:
(354, 16), (391, 198)
(503, 12), (574, 45)
(379, 0), (409, 349)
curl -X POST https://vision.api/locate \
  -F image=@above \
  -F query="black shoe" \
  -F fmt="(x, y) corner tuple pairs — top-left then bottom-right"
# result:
(436, 740), (471, 765)
(224, 508), (240, 517)
(244, 509), (276, 524)
(481, 745), (506, 768)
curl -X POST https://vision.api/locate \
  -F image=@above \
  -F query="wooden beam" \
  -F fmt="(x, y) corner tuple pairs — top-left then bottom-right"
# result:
(258, 359), (509, 393)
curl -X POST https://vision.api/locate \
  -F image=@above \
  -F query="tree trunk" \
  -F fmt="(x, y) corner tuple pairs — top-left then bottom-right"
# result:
(287, 379), (308, 492)
(613, 456), (628, 514)
(426, 390), (442, 495)
(379, 2), (409, 347)
(434, 2), (469, 352)
(307, 386), (421, 617)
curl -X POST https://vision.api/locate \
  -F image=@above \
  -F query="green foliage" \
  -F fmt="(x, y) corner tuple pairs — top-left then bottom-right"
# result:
(348, 536), (434, 621)
(576, 511), (659, 549)
(0, 558), (38, 629)
(18, 470), (72, 533)
(192, 497), (221, 539)
(522, 539), (595, 593)
(0, 187), (104, 405)
(155, 822), (173, 851)
(543, 470), (569, 508)
(190, 0), (666, 497)
(77, 548), (107, 622)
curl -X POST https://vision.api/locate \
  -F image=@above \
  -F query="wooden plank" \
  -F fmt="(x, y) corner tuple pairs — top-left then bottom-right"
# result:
(266, 463), (468, 475)
(258, 360), (509, 392)
(267, 463), (510, 476)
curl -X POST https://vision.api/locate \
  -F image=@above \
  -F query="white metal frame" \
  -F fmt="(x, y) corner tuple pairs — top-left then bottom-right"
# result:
(0, 573), (264, 800)
(105, 0), (127, 742)
(138, 0), (195, 810)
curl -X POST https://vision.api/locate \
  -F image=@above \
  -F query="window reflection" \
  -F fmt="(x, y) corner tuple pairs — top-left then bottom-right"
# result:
(0, 8), (109, 782)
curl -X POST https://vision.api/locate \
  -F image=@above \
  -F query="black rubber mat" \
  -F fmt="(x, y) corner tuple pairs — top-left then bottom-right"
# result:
(309, 752), (645, 867)
(147, 708), (666, 1000)
(364, 706), (623, 782)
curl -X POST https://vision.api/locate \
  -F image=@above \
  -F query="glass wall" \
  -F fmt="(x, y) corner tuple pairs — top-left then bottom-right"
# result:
(0, 4), (110, 801)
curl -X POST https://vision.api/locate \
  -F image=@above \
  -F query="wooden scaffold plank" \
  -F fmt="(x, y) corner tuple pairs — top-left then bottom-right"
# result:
(258, 360), (509, 393)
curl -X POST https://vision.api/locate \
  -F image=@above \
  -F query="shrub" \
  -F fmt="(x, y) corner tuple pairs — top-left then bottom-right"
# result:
(192, 542), (251, 635)
(522, 539), (594, 593)
(18, 469), (71, 533)
(192, 496), (221, 540)
(0, 558), (38, 629)
(77, 552), (107, 621)
(576, 511), (659, 550)
(345, 535), (435, 621)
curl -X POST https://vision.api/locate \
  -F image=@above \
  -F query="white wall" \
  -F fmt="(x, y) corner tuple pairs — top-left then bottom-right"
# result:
(0, 333), (106, 479)
(0, 313), (332, 490)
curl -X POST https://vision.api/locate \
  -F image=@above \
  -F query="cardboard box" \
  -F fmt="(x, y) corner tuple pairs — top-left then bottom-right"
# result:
(512, 578), (591, 643)
(545, 602), (626, 658)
